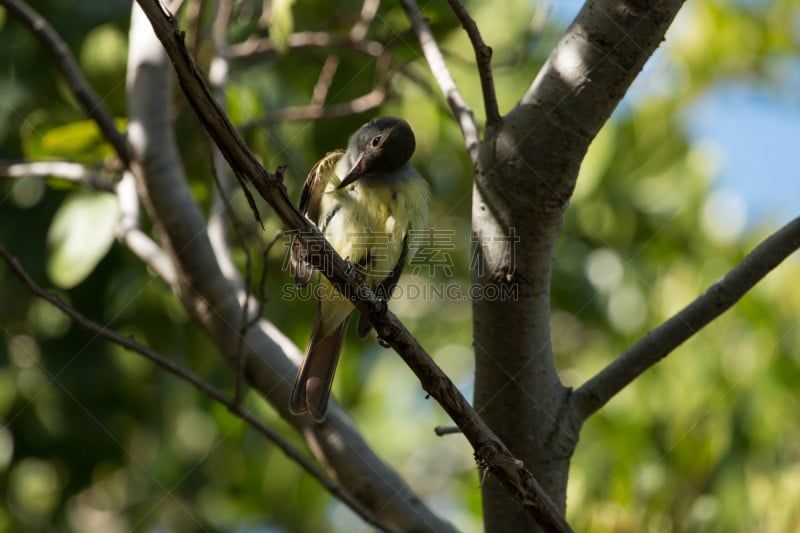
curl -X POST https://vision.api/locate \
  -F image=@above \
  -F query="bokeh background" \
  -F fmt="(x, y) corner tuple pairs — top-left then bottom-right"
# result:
(1, 0), (799, 531)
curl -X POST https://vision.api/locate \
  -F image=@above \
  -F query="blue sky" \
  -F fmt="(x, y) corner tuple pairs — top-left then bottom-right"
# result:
(686, 85), (800, 228)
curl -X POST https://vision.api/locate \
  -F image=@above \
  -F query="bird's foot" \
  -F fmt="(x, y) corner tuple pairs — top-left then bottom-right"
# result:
(343, 256), (367, 285)
(374, 298), (392, 347)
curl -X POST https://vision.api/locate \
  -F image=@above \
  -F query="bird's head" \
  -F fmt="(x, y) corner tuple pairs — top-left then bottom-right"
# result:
(338, 117), (416, 189)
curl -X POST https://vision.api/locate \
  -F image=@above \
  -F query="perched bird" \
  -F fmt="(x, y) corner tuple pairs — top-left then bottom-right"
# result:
(290, 117), (429, 422)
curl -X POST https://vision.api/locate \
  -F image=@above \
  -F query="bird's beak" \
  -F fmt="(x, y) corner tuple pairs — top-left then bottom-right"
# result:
(337, 154), (366, 189)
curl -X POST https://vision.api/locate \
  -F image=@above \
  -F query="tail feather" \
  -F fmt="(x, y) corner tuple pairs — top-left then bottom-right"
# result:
(290, 311), (351, 422)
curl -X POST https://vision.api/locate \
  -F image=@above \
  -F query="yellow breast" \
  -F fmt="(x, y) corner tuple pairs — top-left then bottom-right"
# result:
(317, 170), (429, 286)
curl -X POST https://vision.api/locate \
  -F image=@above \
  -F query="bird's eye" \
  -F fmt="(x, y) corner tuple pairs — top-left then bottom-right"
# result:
(371, 135), (382, 147)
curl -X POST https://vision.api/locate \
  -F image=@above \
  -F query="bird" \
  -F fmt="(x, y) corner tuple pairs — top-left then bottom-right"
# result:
(289, 116), (429, 422)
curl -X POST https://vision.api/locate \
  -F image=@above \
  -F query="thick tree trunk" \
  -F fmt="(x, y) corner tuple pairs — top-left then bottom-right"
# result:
(472, 120), (580, 531)
(472, 2), (686, 529)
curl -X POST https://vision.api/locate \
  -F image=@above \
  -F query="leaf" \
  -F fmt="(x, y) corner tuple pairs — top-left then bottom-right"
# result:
(46, 192), (120, 288)
(79, 24), (128, 81)
(23, 118), (126, 162)
(270, 0), (295, 54)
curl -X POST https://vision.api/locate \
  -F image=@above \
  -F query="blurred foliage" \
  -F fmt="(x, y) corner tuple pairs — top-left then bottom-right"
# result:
(1, 0), (799, 532)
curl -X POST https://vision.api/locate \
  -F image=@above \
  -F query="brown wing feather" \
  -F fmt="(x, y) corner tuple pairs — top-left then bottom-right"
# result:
(300, 150), (343, 221)
(292, 151), (344, 287)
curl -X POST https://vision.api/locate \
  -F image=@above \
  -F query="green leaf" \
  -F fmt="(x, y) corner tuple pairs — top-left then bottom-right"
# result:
(46, 192), (119, 288)
(79, 24), (128, 81)
(270, 0), (295, 54)
(23, 118), (126, 162)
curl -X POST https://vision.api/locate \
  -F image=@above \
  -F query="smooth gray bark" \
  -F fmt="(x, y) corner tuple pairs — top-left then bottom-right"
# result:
(473, 1), (686, 530)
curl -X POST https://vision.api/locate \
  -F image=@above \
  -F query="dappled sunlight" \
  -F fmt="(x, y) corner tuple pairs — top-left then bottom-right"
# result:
(2, 0), (799, 531)
(701, 188), (748, 245)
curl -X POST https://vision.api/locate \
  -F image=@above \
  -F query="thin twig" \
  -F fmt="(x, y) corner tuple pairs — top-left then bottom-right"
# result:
(208, 155), (257, 405)
(237, 230), (282, 359)
(238, 24), (394, 129)
(0, 0), (128, 164)
(239, 89), (386, 131)
(207, 0), (259, 406)
(434, 425), (462, 436)
(350, 0), (381, 41)
(0, 242), (391, 532)
(445, 0), (501, 126)
(0, 162), (175, 282)
(211, 0), (232, 46)
(229, 32), (384, 60)
(254, 231), (284, 315)
(229, 23), (391, 129)
(207, 0), (247, 284)
(0, 161), (116, 192)
(207, 121), (240, 276)
(400, 0), (481, 167)
(310, 56), (341, 106)
(116, 171), (177, 284)
(184, 0), (204, 57)
(257, 0), (271, 30)
(573, 217), (800, 420)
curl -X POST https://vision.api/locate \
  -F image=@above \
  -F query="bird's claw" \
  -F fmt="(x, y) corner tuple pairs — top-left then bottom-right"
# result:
(377, 336), (392, 348)
(343, 256), (366, 284)
(374, 298), (392, 347)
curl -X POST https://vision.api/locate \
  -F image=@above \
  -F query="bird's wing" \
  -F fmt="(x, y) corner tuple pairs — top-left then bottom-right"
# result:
(356, 232), (410, 338)
(300, 150), (343, 221)
(292, 151), (343, 287)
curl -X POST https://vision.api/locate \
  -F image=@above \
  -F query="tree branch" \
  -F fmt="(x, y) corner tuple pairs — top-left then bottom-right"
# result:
(207, 0), (263, 404)
(231, 11), (393, 129)
(0, 160), (115, 192)
(207, 0), (242, 284)
(239, 88), (386, 130)
(467, 1), (686, 528)
(445, 0), (501, 126)
(310, 55), (340, 106)
(0, 242), (392, 532)
(229, 32), (384, 60)
(115, 171), (177, 283)
(239, 33), (393, 130)
(0, 161), (176, 282)
(349, 0), (381, 41)
(400, 0), (481, 167)
(0, 0), (128, 164)
(511, 0), (686, 205)
(573, 217), (800, 420)
(132, 1), (571, 530)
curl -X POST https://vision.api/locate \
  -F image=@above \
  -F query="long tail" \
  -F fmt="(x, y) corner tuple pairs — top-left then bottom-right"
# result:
(290, 310), (351, 422)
